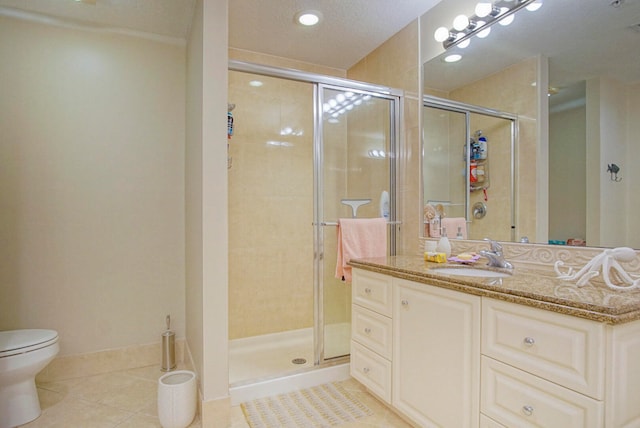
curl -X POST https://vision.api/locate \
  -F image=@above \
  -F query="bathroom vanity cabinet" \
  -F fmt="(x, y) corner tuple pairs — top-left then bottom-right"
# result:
(350, 265), (640, 428)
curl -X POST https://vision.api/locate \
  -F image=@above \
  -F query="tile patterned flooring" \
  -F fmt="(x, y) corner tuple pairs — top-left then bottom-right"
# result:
(25, 365), (412, 427)
(24, 364), (200, 427)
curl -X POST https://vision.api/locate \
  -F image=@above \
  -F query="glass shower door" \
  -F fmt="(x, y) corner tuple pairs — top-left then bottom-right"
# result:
(316, 85), (397, 361)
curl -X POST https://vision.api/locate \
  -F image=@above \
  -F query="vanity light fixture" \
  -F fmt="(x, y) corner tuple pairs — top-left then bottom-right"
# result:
(295, 10), (322, 27)
(434, 0), (542, 50)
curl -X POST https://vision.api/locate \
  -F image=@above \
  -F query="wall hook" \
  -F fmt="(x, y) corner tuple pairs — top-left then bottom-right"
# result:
(607, 163), (622, 182)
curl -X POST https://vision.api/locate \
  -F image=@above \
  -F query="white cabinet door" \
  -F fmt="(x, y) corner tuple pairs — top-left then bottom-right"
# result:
(606, 320), (640, 427)
(393, 278), (481, 428)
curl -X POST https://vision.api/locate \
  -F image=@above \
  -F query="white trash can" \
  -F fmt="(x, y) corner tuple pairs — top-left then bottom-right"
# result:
(157, 370), (197, 428)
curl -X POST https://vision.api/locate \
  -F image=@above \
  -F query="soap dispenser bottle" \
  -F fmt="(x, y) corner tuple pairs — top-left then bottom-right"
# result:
(437, 227), (452, 258)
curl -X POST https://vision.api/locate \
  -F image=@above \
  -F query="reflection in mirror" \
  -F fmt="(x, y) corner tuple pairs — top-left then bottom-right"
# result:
(421, 0), (640, 249)
(423, 97), (516, 243)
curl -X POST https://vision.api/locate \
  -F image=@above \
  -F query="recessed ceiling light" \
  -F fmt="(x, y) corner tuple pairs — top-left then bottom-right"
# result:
(249, 80), (263, 87)
(444, 54), (462, 63)
(296, 11), (322, 26)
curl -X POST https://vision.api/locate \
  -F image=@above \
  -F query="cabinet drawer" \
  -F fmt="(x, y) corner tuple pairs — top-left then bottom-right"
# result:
(352, 269), (392, 316)
(350, 341), (391, 404)
(482, 298), (604, 399)
(481, 357), (603, 428)
(352, 305), (392, 359)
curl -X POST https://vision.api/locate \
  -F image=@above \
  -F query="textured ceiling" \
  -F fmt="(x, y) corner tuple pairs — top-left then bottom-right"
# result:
(0, 0), (441, 69)
(229, 0), (441, 69)
(0, 0), (197, 40)
(1, 0), (637, 88)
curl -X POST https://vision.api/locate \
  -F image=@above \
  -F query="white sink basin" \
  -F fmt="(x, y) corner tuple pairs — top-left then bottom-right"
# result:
(431, 267), (512, 278)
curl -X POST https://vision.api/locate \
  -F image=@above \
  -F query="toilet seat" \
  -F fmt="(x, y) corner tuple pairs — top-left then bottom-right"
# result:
(0, 329), (59, 358)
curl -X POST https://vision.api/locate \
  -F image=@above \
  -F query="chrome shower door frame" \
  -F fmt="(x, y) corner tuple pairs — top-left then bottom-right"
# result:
(228, 60), (402, 368)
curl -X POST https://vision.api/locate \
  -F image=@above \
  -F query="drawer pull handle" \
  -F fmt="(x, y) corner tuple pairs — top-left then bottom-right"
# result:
(401, 300), (409, 306)
(364, 288), (372, 294)
(524, 337), (535, 346)
(363, 367), (370, 374)
(522, 405), (534, 416)
(364, 327), (371, 334)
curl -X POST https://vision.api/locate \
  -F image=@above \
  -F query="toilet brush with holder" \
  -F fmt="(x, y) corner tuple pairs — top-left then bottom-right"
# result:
(161, 315), (176, 371)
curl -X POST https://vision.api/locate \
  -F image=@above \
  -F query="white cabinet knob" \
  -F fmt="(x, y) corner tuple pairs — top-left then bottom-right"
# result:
(524, 337), (535, 346)
(364, 327), (371, 334)
(522, 405), (534, 416)
(401, 300), (409, 306)
(364, 287), (372, 294)
(363, 367), (370, 374)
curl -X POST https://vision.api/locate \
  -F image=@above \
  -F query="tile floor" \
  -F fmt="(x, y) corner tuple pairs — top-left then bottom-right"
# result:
(25, 366), (412, 427)
(24, 363), (200, 427)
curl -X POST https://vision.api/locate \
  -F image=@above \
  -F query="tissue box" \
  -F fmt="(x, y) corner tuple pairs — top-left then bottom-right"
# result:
(424, 252), (447, 263)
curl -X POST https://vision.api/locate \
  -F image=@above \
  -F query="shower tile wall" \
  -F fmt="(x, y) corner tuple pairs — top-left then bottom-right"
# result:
(227, 50), (351, 341)
(228, 72), (314, 339)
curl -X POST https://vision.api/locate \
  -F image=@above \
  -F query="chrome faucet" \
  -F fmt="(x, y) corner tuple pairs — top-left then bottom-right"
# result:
(480, 239), (513, 269)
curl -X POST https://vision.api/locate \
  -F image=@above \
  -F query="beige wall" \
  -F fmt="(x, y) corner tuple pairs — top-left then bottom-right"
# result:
(0, 15), (185, 356)
(549, 105), (586, 242)
(627, 82), (640, 249)
(591, 77), (628, 247)
(189, 0), (230, 402)
(185, 0), (205, 398)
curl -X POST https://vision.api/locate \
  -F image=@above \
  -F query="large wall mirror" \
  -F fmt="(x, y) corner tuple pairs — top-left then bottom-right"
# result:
(420, 0), (640, 249)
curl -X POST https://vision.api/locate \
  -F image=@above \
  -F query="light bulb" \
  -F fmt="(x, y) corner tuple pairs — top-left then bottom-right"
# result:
(453, 14), (469, 31)
(444, 54), (462, 63)
(475, 2), (492, 18)
(526, 0), (543, 11)
(434, 26), (451, 42)
(456, 34), (471, 49)
(336, 93), (346, 103)
(477, 22), (491, 38)
(499, 8), (515, 26)
(296, 11), (321, 26)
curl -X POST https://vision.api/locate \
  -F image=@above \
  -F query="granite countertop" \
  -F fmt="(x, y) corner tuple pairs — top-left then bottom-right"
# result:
(348, 255), (640, 324)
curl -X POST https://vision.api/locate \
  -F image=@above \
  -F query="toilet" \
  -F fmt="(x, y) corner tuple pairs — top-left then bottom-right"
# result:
(0, 329), (59, 428)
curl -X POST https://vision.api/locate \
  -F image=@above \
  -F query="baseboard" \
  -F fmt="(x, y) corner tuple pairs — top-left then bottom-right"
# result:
(36, 338), (186, 383)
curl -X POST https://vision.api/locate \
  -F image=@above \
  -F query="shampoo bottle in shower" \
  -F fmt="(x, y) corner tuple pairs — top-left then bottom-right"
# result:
(437, 227), (451, 258)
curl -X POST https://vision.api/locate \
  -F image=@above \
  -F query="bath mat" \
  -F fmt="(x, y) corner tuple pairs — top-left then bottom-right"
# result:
(241, 382), (372, 428)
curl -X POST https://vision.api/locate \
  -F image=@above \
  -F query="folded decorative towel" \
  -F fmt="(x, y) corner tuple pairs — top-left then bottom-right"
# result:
(441, 217), (467, 239)
(335, 218), (388, 283)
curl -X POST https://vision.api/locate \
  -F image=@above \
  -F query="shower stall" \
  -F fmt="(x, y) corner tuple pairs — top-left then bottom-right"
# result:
(227, 61), (400, 389)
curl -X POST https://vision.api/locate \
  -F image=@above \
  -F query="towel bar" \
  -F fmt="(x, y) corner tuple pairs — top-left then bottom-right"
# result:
(315, 221), (402, 227)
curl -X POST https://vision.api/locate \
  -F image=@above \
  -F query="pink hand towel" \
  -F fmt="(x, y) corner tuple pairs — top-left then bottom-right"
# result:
(335, 218), (388, 283)
(441, 217), (467, 239)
